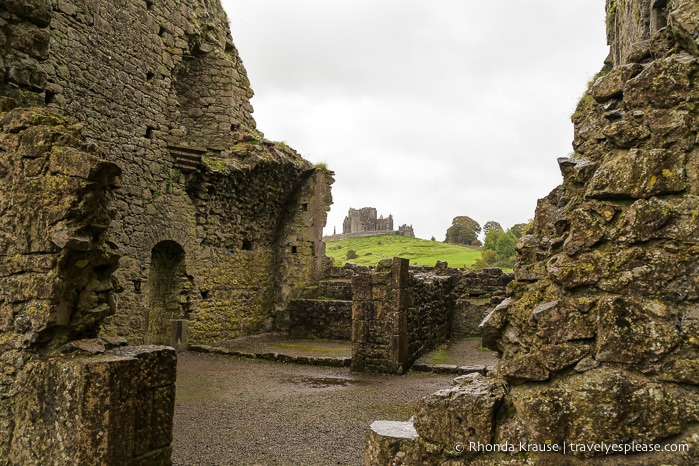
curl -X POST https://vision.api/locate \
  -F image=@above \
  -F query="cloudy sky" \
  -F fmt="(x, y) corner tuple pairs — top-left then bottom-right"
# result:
(220, 0), (609, 240)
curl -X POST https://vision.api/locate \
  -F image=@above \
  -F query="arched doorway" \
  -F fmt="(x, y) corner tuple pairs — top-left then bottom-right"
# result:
(146, 240), (193, 344)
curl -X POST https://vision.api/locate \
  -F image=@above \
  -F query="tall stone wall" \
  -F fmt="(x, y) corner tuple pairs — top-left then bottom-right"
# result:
(0, 0), (333, 346)
(0, 108), (176, 465)
(367, 1), (699, 464)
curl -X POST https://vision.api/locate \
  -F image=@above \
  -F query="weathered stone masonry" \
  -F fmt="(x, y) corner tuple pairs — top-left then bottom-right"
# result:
(348, 260), (511, 374)
(0, 0), (333, 346)
(1, 0), (332, 464)
(0, 108), (176, 465)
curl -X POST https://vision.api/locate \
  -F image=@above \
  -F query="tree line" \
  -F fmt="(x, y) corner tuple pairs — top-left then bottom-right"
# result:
(444, 216), (531, 269)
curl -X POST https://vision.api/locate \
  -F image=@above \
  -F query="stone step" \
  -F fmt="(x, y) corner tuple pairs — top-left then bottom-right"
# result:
(190, 344), (351, 368)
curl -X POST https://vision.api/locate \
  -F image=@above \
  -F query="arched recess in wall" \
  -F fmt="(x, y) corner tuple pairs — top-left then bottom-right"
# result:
(146, 240), (194, 344)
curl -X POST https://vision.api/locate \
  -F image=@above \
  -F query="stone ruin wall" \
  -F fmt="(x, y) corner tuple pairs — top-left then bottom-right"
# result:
(0, 0), (333, 463)
(348, 260), (511, 374)
(0, 108), (176, 465)
(367, 0), (699, 464)
(1, 0), (333, 347)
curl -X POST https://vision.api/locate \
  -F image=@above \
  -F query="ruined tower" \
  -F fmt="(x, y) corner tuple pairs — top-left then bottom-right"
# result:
(1, 0), (334, 347)
(1, 0), (333, 463)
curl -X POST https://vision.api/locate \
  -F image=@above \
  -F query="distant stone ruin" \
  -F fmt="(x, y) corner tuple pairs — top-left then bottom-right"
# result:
(366, 1), (699, 464)
(325, 207), (415, 240)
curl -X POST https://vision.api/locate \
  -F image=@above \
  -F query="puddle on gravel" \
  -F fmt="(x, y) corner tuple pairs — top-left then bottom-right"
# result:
(287, 375), (366, 390)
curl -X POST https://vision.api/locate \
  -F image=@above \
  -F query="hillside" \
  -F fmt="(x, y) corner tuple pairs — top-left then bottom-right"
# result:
(325, 234), (482, 268)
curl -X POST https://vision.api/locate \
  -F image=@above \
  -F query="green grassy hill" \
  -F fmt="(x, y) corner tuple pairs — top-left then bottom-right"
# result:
(325, 234), (482, 268)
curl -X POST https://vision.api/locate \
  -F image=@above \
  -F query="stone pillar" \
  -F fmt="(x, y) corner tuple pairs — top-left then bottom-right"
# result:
(365, 421), (420, 465)
(170, 319), (189, 351)
(351, 258), (409, 374)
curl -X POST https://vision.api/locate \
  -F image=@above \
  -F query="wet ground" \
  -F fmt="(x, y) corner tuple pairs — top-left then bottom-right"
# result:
(172, 337), (500, 465)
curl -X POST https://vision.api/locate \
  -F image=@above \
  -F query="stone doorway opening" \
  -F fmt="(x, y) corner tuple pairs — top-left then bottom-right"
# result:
(146, 240), (194, 344)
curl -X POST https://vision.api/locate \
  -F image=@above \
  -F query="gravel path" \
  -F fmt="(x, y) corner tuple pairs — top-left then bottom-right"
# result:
(172, 352), (457, 465)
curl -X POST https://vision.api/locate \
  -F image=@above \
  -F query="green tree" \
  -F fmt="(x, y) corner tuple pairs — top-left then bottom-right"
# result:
(508, 220), (532, 239)
(483, 221), (503, 237)
(475, 227), (517, 269)
(444, 216), (481, 246)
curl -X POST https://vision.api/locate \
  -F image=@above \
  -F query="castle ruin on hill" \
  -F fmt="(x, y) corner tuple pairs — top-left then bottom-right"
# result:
(325, 206), (415, 240)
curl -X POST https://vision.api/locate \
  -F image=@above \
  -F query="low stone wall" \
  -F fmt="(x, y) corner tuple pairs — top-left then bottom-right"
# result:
(452, 268), (513, 339)
(288, 299), (352, 340)
(323, 229), (407, 241)
(407, 271), (457, 364)
(350, 260), (510, 374)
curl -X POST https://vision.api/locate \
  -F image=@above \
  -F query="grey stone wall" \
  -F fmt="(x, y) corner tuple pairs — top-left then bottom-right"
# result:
(349, 261), (510, 373)
(288, 299), (352, 340)
(452, 268), (513, 339)
(0, 108), (177, 465)
(0, 0), (333, 345)
(407, 271), (457, 363)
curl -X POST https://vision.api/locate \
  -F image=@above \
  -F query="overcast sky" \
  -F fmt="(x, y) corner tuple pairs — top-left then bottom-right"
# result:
(220, 0), (609, 240)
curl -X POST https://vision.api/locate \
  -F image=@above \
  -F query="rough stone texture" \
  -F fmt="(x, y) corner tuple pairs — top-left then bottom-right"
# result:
(367, 1), (699, 464)
(287, 298), (352, 340)
(453, 268), (512, 339)
(351, 258), (410, 374)
(10, 346), (176, 466)
(0, 108), (120, 351)
(1, 0), (333, 347)
(414, 374), (507, 452)
(0, 108), (176, 465)
(347, 262), (510, 373)
(407, 271), (458, 362)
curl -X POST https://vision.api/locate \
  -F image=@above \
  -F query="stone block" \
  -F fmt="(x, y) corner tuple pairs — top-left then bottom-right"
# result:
(479, 298), (510, 350)
(414, 373), (506, 448)
(10, 354), (138, 465)
(596, 297), (681, 364)
(110, 345), (176, 390)
(498, 353), (550, 383)
(511, 367), (694, 449)
(586, 148), (686, 199)
(391, 257), (410, 288)
(351, 273), (372, 301)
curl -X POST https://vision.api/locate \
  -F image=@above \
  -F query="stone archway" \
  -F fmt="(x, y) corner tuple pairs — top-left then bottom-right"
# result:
(146, 240), (194, 344)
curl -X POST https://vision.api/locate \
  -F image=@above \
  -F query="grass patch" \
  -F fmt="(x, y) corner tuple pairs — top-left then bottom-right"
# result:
(274, 341), (350, 357)
(423, 345), (450, 365)
(325, 234), (481, 268)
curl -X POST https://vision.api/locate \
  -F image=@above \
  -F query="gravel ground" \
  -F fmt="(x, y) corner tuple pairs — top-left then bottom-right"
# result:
(172, 352), (457, 465)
